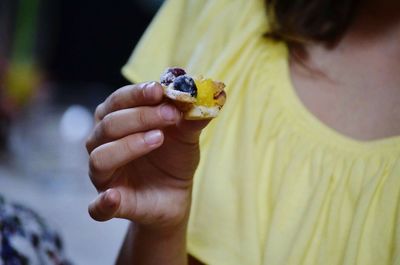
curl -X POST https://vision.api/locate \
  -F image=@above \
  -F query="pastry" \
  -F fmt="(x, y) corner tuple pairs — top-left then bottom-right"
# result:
(160, 67), (226, 120)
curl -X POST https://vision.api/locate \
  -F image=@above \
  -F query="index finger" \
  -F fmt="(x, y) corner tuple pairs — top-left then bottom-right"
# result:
(95, 82), (163, 122)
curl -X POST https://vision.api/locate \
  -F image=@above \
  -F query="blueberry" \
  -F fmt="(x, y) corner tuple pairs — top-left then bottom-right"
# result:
(160, 67), (186, 86)
(172, 75), (197, 97)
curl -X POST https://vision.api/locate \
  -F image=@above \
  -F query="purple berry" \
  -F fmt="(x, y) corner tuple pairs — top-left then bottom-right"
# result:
(160, 67), (186, 86)
(172, 75), (197, 97)
(170, 68), (186, 77)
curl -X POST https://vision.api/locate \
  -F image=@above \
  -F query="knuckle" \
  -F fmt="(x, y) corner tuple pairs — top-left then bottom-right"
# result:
(94, 104), (103, 120)
(124, 134), (145, 157)
(101, 113), (116, 138)
(89, 149), (105, 173)
(88, 161), (109, 192)
(108, 92), (122, 111)
(123, 137), (137, 156)
(85, 135), (94, 153)
(132, 84), (146, 101)
(136, 109), (149, 127)
(88, 170), (100, 189)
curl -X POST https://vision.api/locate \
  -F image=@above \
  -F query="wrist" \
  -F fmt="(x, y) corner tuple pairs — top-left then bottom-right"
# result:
(118, 221), (189, 265)
(133, 218), (189, 239)
(136, 193), (192, 234)
(128, 185), (193, 230)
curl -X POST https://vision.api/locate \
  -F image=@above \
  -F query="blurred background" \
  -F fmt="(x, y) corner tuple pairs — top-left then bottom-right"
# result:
(0, 0), (164, 263)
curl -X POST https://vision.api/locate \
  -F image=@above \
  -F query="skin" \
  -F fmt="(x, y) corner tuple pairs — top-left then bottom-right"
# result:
(86, 1), (400, 264)
(86, 82), (207, 264)
(291, 0), (400, 141)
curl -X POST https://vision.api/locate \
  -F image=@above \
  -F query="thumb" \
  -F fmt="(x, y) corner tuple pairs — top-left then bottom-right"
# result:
(170, 119), (211, 144)
(88, 189), (121, 222)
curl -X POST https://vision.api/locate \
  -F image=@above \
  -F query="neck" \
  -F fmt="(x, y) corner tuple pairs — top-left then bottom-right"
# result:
(289, 0), (400, 141)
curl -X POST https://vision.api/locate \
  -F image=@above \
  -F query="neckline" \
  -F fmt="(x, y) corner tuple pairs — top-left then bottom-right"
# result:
(277, 44), (400, 154)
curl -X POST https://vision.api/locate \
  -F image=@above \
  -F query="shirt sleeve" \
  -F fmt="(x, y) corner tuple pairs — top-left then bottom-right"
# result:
(121, 0), (186, 83)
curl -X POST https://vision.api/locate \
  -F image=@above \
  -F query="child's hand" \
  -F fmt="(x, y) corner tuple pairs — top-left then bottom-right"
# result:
(86, 82), (209, 230)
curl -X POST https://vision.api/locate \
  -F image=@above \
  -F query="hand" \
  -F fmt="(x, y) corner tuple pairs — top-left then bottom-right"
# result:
(86, 82), (209, 230)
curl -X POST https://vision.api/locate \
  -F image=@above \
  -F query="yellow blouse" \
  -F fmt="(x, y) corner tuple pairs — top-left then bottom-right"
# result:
(122, 0), (400, 264)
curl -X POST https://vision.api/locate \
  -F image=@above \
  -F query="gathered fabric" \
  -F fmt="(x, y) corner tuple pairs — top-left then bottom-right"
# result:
(122, 0), (400, 264)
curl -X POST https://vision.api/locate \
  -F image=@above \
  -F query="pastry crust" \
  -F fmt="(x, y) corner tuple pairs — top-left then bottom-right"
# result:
(161, 76), (226, 120)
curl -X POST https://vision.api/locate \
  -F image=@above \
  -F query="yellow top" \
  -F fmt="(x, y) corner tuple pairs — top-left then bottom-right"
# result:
(122, 0), (400, 264)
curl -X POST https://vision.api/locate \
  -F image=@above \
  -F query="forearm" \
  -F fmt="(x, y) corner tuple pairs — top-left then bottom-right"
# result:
(116, 222), (188, 265)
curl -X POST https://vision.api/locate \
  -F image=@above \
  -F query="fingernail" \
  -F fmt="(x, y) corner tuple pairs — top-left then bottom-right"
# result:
(161, 104), (177, 121)
(144, 130), (162, 146)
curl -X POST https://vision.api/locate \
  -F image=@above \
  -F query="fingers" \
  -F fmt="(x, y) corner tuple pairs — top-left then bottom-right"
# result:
(95, 82), (163, 122)
(89, 130), (164, 189)
(166, 119), (211, 145)
(88, 189), (121, 221)
(86, 104), (180, 153)
(88, 188), (139, 222)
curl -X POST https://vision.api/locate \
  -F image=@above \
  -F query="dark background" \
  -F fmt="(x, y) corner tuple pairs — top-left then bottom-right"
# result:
(0, 1), (164, 263)
(42, 0), (162, 103)
(1, 0), (164, 105)
(43, 0), (156, 89)
(0, 0), (164, 148)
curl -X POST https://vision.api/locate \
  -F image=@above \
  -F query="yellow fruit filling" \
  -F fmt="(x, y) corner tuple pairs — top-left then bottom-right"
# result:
(194, 78), (217, 107)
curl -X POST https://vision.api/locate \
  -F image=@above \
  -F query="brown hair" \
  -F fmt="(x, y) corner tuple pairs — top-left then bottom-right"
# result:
(265, 0), (362, 45)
